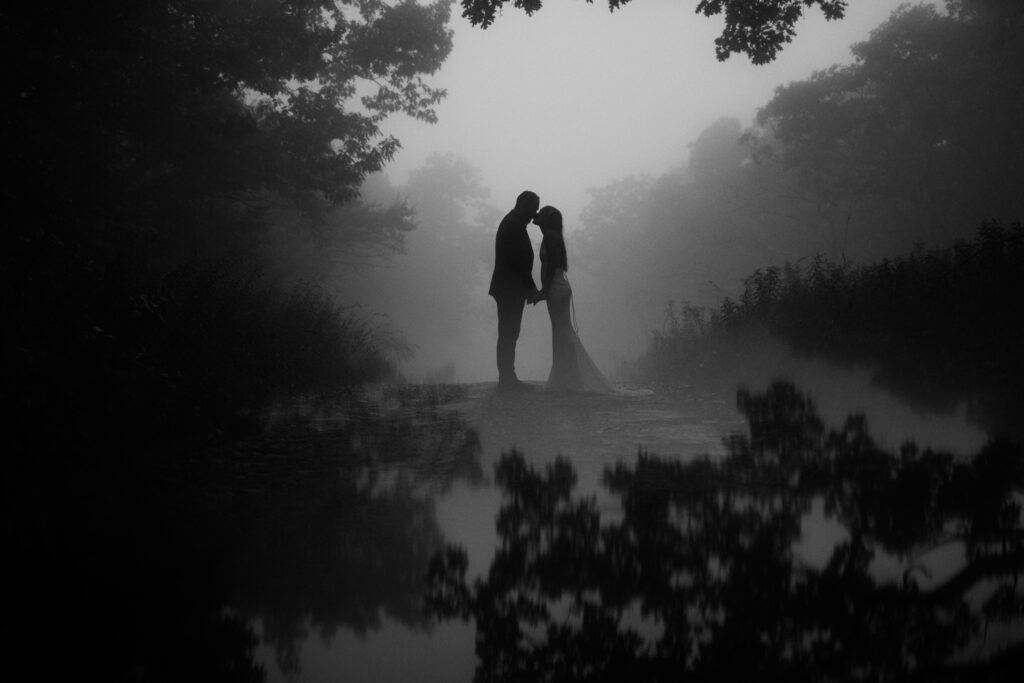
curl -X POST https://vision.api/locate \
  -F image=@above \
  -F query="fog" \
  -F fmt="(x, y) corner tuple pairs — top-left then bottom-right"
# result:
(11, 3), (1023, 679)
(386, 1), (927, 224)
(326, 0), (946, 382)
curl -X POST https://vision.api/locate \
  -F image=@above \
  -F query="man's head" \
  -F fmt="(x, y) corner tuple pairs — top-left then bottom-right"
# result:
(514, 190), (540, 220)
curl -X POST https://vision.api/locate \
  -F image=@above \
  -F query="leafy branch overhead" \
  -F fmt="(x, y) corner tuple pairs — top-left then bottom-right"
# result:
(460, 0), (849, 64)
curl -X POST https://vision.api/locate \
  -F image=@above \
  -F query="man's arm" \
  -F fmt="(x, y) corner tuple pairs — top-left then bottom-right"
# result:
(496, 220), (537, 294)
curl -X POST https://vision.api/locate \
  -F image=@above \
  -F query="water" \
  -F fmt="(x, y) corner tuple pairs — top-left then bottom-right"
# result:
(234, 374), (1019, 681)
(13, 367), (1016, 681)
(249, 382), (744, 681)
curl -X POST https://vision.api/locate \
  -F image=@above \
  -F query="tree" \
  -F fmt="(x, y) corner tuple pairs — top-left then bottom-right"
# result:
(390, 152), (498, 373)
(570, 118), (810, 365)
(577, 175), (654, 263)
(4, 1), (455, 441)
(459, 0), (849, 64)
(4, 7), (458, 675)
(5, 0), (453, 269)
(328, 155), (504, 381)
(754, 0), (1024, 242)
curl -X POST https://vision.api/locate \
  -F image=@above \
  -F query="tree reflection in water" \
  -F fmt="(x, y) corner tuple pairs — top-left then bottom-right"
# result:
(6, 383), (483, 681)
(428, 380), (1023, 681)
(222, 384), (484, 676)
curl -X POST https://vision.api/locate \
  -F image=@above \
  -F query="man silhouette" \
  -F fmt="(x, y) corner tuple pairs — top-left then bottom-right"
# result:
(489, 190), (542, 391)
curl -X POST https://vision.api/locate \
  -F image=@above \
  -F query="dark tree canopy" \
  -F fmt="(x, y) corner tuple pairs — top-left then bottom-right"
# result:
(4, 1), (456, 443)
(5, 0), (454, 266)
(460, 0), (849, 63)
(754, 0), (1024, 233)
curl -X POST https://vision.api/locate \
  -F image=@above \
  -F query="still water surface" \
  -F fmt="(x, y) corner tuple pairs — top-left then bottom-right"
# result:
(226, 368), (1021, 682)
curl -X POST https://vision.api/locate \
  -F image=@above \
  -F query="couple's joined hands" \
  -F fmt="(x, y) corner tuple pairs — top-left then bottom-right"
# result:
(529, 289), (546, 305)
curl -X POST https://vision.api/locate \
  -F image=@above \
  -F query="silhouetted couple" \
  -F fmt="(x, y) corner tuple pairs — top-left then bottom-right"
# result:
(488, 191), (612, 393)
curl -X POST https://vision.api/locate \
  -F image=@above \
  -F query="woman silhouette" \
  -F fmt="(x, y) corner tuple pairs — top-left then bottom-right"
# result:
(533, 205), (613, 393)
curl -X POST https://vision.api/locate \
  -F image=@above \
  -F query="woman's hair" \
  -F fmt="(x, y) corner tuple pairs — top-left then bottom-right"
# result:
(536, 205), (563, 233)
(537, 205), (568, 271)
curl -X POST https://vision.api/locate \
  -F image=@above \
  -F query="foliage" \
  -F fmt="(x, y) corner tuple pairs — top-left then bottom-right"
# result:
(5, 6), (458, 677)
(6, 0), (453, 331)
(400, 153), (499, 330)
(459, 0), (849, 64)
(10, 261), (404, 459)
(570, 139), (780, 362)
(5, 1), (455, 443)
(636, 300), (732, 384)
(577, 1), (1024, 365)
(428, 380), (1024, 680)
(257, 189), (420, 288)
(7, 1), (453, 229)
(152, 265), (406, 432)
(330, 154), (503, 380)
(636, 221), (1024, 440)
(577, 175), (656, 260)
(753, 0), (1024, 237)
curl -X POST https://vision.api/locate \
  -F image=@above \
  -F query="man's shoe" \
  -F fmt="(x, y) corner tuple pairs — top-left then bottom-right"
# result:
(498, 379), (534, 392)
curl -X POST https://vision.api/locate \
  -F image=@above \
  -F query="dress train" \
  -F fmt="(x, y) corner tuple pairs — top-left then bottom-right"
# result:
(545, 270), (612, 393)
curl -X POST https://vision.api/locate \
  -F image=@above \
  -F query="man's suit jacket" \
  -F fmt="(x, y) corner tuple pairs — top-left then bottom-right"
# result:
(488, 209), (537, 300)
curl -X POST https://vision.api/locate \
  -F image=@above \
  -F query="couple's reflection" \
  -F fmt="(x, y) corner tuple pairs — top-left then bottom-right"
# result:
(428, 380), (1024, 680)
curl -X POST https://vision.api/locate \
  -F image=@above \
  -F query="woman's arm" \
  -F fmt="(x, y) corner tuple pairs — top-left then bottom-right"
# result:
(539, 240), (553, 294)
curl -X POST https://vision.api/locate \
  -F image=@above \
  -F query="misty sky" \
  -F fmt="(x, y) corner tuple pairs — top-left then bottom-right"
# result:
(383, 0), (939, 226)
(349, 0), (951, 383)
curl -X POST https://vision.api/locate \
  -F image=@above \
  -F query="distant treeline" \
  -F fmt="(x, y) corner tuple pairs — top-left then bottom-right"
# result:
(635, 221), (1024, 439)
(576, 1), (1024, 357)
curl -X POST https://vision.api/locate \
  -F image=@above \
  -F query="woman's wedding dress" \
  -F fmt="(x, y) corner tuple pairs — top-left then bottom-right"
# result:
(545, 269), (613, 393)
